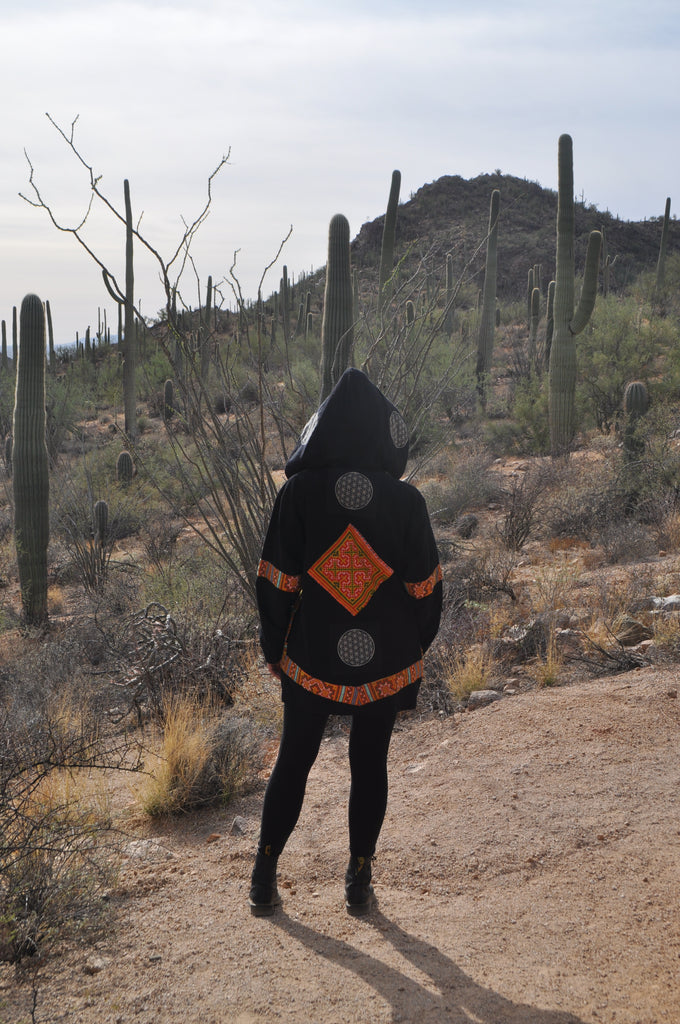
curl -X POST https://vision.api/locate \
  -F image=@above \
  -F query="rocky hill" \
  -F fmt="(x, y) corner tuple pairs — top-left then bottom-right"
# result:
(350, 171), (674, 301)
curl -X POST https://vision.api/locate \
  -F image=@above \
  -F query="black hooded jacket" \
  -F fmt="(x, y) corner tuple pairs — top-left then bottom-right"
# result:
(256, 369), (442, 712)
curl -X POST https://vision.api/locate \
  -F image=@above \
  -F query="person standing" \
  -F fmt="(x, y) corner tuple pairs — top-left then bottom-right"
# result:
(250, 369), (442, 916)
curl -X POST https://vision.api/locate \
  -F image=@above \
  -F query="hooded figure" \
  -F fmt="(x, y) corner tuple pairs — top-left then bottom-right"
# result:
(250, 369), (442, 917)
(257, 367), (442, 712)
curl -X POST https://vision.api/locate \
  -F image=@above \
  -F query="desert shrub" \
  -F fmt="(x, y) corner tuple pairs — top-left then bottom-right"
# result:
(576, 295), (658, 434)
(421, 446), (502, 524)
(0, 664), (138, 962)
(596, 520), (658, 564)
(139, 696), (263, 816)
(497, 465), (554, 550)
(545, 460), (628, 541)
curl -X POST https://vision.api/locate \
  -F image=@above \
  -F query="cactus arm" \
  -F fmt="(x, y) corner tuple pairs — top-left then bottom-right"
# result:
(570, 229), (602, 335)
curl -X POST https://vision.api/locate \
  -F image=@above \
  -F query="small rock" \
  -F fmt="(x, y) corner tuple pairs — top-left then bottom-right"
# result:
(615, 616), (654, 647)
(230, 816), (248, 836)
(466, 689), (503, 710)
(206, 833), (222, 844)
(83, 956), (110, 975)
(124, 839), (174, 862)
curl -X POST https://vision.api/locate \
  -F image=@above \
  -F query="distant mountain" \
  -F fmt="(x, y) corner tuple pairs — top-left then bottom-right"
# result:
(350, 172), (673, 301)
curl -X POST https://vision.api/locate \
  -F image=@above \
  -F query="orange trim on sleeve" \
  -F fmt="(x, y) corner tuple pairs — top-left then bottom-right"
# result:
(404, 564), (442, 599)
(257, 559), (302, 594)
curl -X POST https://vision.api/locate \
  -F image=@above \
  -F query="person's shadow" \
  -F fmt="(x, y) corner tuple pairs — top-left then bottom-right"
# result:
(272, 907), (586, 1023)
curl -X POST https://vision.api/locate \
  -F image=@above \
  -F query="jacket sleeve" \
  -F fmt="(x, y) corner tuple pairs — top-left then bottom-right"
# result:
(256, 480), (304, 665)
(402, 488), (443, 655)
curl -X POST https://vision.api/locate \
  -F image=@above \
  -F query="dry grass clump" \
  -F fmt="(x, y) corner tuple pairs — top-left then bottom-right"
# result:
(444, 644), (495, 701)
(138, 695), (263, 817)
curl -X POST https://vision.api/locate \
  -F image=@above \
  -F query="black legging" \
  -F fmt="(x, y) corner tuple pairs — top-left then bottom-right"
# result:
(258, 700), (398, 859)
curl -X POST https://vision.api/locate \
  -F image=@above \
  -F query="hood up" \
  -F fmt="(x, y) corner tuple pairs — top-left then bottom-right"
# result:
(285, 368), (409, 479)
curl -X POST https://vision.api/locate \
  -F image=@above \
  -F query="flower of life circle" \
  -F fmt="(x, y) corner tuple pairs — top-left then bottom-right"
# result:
(335, 471), (374, 510)
(337, 628), (375, 667)
(389, 410), (409, 448)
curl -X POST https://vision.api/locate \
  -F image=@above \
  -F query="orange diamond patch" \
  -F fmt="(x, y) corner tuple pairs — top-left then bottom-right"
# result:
(308, 524), (393, 615)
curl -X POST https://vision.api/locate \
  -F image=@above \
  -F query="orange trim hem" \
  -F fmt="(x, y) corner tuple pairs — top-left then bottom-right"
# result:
(279, 654), (422, 707)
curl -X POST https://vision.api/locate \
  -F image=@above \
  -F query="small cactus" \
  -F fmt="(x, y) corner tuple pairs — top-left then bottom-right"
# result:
(163, 379), (175, 422)
(623, 380), (649, 418)
(623, 380), (649, 461)
(93, 499), (109, 545)
(116, 449), (134, 484)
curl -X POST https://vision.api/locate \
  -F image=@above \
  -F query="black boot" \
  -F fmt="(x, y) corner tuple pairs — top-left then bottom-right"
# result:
(345, 855), (375, 916)
(249, 848), (281, 917)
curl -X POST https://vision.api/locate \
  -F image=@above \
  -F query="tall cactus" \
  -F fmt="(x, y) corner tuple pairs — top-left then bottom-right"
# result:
(475, 188), (501, 405)
(378, 169), (401, 311)
(549, 134), (602, 455)
(320, 214), (354, 402)
(12, 294), (49, 625)
(655, 196), (671, 295)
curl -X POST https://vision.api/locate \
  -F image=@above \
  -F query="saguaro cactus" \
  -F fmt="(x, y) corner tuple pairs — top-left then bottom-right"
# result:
(655, 196), (671, 295)
(623, 380), (649, 460)
(163, 379), (175, 422)
(104, 180), (137, 439)
(549, 134), (602, 455)
(320, 214), (354, 402)
(378, 169), (401, 311)
(116, 449), (134, 484)
(13, 294), (50, 625)
(93, 498), (109, 545)
(475, 189), (501, 405)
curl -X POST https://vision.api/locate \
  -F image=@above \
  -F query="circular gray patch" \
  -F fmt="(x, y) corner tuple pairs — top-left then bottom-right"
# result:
(337, 629), (375, 667)
(335, 471), (374, 510)
(389, 410), (409, 449)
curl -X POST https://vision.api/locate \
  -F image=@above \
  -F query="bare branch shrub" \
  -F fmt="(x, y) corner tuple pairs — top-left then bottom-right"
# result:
(497, 465), (554, 551)
(0, 641), (140, 962)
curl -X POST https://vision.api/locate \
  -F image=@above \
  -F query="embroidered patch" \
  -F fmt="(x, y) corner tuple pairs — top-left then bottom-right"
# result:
(337, 629), (375, 667)
(405, 564), (443, 599)
(335, 471), (374, 510)
(308, 524), (393, 615)
(389, 410), (409, 448)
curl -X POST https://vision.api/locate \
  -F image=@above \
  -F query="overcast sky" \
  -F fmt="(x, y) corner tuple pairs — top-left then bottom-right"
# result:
(1, 0), (678, 347)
